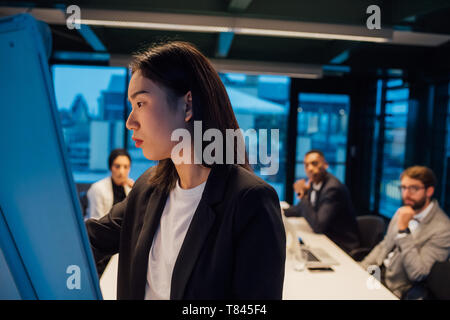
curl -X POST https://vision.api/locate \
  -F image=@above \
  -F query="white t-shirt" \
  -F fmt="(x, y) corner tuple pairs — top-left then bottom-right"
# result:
(144, 179), (206, 300)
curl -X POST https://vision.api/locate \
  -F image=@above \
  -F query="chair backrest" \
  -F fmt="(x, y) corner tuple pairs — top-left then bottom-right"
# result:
(76, 183), (92, 217)
(356, 215), (386, 249)
(427, 260), (450, 299)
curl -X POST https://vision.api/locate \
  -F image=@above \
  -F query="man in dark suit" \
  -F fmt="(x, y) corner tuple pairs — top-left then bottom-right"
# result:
(284, 150), (360, 254)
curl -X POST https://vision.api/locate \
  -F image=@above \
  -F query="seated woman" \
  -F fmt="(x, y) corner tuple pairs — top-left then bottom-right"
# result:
(86, 148), (134, 220)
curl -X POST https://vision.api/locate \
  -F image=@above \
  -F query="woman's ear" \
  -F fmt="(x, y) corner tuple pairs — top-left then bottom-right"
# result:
(184, 91), (193, 122)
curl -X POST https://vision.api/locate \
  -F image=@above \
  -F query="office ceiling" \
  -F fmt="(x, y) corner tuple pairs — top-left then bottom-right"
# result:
(2, 0), (450, 74)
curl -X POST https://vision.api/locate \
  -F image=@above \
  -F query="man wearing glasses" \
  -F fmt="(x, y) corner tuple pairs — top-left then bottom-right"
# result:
(361, 166), (450, 298)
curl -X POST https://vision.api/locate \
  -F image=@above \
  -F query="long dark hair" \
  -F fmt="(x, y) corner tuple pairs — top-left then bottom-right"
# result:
(129, 41), (251, 193)
(108, 148), (131, 170)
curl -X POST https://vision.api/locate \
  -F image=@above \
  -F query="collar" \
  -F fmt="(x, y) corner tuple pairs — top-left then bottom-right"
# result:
(414, 201), (434, 222)
(312, 172), (329, 191)
(111, 177), (118, 187)
(171, 164), (234, 299)
(201, 164), (233, 205)
(312, 181), (323, 191)
(130, 164), (234, 299)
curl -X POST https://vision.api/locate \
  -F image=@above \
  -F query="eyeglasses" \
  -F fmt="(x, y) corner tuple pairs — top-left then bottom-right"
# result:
(398, 185), (426, 193)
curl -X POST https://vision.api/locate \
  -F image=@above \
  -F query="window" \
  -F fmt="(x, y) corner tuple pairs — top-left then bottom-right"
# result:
(369, 80), (383, 211)
(371, 79), (409, 218)
(52, 65), (128, 183)
(294, 93), (350, 202)
(220, 73), (290, 200)
(439, 82), (450, 211)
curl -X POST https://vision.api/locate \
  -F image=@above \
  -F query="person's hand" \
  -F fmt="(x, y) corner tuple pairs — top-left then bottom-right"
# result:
(293, 179), (310, 199)
(279, 201), (291, 215)
(396, 206), (415, 230)
(124, 178), (134, 188)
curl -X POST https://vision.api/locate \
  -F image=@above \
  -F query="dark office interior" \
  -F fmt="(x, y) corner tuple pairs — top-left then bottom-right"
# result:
(1, 0), (450, 301)
(2, 2), (450, 216)
(5, 0), (447, 219)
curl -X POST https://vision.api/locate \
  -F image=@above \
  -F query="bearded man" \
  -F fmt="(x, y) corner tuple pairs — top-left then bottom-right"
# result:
(361, 166), (450, 298)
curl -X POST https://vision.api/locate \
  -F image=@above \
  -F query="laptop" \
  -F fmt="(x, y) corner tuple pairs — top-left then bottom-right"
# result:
(283, 216), (339, 268)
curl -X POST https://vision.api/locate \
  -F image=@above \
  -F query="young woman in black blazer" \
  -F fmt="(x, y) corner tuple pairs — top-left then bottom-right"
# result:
(86, 41), (286, 300)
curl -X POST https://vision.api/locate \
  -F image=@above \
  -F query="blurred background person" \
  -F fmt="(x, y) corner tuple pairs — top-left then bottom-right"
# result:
(283, 149), (360, 254)
(86, 148), (134, 220)
(361, 166), (450, 299)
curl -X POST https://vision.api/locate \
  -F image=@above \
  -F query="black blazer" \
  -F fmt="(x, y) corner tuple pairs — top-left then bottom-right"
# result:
(86, 164), (286, 300)
(284, 172), (360, 253)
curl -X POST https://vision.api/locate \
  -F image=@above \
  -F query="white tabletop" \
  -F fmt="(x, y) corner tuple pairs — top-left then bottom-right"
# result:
(100, 253), (118, 300)
(99, 217), (398, 300)
(283, 217), (398, 300)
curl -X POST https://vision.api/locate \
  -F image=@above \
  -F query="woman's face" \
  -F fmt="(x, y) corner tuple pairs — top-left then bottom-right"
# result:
(126, 71), (188, 161)
(110, 155), (131, 186)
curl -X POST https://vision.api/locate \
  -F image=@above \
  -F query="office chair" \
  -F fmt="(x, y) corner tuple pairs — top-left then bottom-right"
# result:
(402, 260), (450, 300)
(350, 215), (386, 261)
(76, 183), (92, 218)
(426, 260), (450, 299)
(79, 191), (88, 218)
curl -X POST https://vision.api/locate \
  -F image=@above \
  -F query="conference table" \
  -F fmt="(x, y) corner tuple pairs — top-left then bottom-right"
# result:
(282, 217), (398, 300)
(99, 217), (398, 300)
